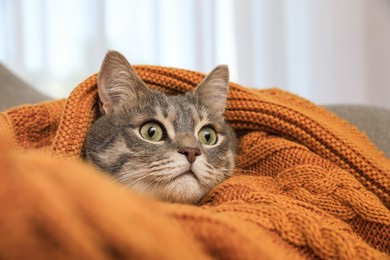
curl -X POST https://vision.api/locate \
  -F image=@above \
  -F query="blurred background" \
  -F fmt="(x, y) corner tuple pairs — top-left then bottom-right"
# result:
(0, 0), (389, 108)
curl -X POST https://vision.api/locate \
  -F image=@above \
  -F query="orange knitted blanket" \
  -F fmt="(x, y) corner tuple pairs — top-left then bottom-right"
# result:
(0, 66), (389, 259)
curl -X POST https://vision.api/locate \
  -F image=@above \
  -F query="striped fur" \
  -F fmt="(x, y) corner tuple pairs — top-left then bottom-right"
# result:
(83, 51), (236, 204)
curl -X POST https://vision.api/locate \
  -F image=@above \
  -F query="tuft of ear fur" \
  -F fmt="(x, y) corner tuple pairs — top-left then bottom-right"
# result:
(98, 50), (150, 114)
(195, 65), (229, 117)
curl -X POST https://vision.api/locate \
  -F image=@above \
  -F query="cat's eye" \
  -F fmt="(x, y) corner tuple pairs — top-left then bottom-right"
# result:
(140, 122), (165, 142)
(198, 126), (217, 145)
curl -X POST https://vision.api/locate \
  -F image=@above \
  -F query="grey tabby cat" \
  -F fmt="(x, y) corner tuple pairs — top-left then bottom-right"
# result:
(83, 50), (236, 204)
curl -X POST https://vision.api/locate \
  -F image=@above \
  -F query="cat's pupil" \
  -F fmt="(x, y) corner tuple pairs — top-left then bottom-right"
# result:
(204, 131), (211, 141)
(148, 127), (156, 137)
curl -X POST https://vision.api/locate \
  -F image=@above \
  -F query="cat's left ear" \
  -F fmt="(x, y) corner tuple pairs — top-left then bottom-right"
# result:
(195, 65), (229, 117)
(97, 50), (151, 115)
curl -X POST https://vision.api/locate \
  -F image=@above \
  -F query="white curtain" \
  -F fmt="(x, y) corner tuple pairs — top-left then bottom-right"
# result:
(1, 0), (389, 108)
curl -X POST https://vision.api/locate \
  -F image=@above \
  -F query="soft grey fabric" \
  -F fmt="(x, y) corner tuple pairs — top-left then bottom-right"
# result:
(326, 105), (390, 158)
(0, 63), (50, 110)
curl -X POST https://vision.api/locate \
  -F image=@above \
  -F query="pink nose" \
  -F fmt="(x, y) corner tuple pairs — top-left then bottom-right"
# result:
(178, 147), (201, 163)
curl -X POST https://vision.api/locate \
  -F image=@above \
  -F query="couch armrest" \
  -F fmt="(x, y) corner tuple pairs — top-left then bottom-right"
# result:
(326, 104), (390, 158)
(0, 63), (50, 110)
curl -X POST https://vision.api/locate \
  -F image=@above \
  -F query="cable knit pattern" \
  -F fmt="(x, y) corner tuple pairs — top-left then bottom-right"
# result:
(0, 66), (389, 259)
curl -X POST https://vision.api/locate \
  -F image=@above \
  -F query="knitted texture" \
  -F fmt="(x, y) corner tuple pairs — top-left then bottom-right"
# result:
(0, 66), (389, 259)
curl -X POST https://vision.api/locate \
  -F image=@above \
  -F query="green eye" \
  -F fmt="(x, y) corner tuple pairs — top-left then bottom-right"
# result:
(198, 126), (217, 145)
(140, 122), (165, 142)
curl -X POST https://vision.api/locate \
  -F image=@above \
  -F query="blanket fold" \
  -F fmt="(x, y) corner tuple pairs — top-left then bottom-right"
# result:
(0, 66), (389, 259)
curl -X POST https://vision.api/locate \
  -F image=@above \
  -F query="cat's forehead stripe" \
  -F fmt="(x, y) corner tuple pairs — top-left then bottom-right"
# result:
(189, 106), (207, 125)
(167, 104), (176, 122)
(155, 107), (176, 140)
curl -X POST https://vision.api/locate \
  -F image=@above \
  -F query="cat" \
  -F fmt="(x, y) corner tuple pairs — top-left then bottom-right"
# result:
(83, 50), (236, 204)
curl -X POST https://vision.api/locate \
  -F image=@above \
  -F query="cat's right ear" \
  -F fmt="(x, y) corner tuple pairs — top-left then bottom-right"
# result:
(194, 65), (229, 117)
(97, 50), (151, 114)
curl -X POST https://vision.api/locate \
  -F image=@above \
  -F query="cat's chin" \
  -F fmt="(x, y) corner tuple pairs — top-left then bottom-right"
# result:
(147, 173), (205, 204)
(172, 170), (198, 182)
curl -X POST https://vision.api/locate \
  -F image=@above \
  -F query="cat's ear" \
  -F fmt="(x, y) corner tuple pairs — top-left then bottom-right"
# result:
(195, 65), (229, 117)
(97, 50), (150, 114)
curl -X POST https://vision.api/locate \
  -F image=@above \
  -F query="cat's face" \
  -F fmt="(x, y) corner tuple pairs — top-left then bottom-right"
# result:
(83, 51), (236, 204)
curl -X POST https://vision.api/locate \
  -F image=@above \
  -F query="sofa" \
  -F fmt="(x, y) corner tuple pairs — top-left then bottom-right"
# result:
(0, 63), (389, 259)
